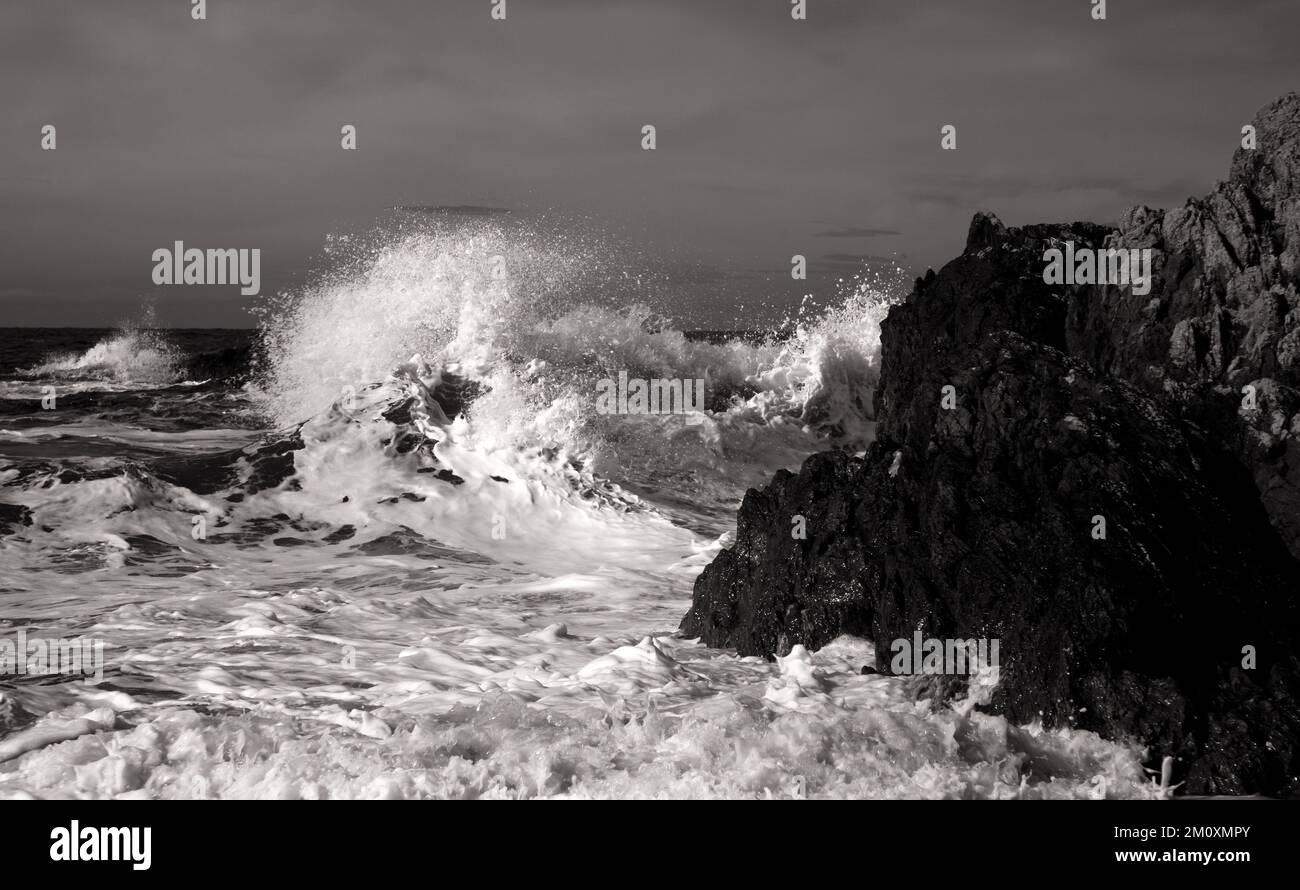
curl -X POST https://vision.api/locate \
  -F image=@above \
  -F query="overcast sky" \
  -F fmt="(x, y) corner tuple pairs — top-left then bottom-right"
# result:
(1, 0), (1297, 328)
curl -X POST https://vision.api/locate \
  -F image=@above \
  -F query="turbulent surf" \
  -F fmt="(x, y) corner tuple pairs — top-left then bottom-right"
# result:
(0, 222), (1165, 799)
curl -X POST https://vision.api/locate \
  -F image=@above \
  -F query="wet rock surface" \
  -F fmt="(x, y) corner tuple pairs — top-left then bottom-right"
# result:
(683, 93), (1300, 796)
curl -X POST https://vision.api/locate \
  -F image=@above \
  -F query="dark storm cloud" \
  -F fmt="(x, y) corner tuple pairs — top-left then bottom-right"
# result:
(0, 0), (1297, 327)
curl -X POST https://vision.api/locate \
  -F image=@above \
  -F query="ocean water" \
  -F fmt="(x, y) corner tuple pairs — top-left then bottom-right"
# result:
(0, 228), (1165, 799)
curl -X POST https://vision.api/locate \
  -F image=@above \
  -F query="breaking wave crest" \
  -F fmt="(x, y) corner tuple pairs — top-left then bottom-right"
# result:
(253, 221), (902, 512)
(22, 312), (183, 386)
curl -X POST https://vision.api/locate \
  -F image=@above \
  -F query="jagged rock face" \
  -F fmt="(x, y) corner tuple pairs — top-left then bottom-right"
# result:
(1069, 96), (1300, 559)
(682, 93), (1300, 796)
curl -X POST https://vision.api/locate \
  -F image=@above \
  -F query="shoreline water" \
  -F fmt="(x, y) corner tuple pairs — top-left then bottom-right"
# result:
(0, 306), (1164, 799)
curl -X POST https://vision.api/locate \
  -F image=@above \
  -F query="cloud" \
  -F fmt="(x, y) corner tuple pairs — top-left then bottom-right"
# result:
(393, 205), (513, 216)
(812, 227), (902, 238)
(820, 253), (900, 264)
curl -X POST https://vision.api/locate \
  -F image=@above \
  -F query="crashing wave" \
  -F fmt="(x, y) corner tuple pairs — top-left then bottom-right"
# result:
(253, 222), (903, 518)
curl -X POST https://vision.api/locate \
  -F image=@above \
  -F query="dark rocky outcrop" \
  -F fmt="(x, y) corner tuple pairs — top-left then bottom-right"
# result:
(682, 93), (1300, 796)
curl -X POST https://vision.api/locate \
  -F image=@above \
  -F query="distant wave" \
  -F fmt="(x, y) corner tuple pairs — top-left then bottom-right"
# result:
(20, 317), (182, 385)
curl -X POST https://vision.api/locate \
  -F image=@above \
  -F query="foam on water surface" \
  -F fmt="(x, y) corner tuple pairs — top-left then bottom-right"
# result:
(0, 224), (1164, 799)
